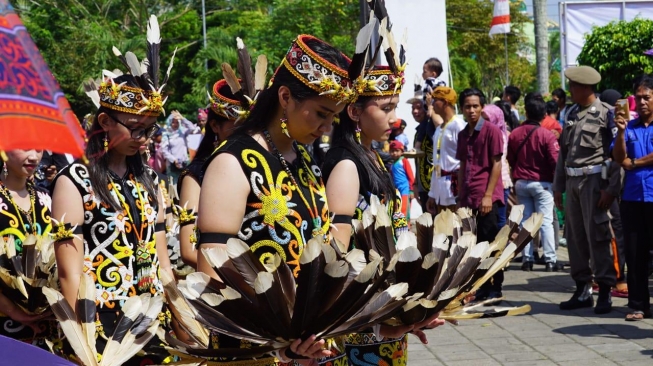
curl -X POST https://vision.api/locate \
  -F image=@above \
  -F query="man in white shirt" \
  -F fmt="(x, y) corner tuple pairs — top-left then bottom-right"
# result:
(426, 86), (467, 214)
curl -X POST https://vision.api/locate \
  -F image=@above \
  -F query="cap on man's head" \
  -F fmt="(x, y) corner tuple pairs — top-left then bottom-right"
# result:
(565, 66), (601, 86)
(389, 140), (404, 151)
(431, 86), (458, 106)
(406, 87), (424, 105)
(392, 119), (407, 130)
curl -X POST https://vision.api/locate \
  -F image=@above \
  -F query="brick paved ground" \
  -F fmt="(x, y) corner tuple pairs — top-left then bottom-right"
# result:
(408, 247), (653, 365)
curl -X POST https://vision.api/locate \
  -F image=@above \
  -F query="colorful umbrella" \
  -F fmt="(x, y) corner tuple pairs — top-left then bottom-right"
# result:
(0, 0), (86, 159)
(0, 335), (75, 365)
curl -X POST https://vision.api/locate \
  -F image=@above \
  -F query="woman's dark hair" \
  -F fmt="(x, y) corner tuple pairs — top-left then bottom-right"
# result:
(86, 75), (158, 211)
(332, 96), (396, 203)
(234, 38), (350, 136)
(524, 92), (546, 122)
(458, 88), (486, 108)
(494, 100), (517, 131)
(546, 100), (559, 115)
(551, 88), (566, 103)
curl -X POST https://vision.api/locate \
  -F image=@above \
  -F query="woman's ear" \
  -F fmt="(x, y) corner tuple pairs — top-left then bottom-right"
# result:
(208, 120), (220, 134)
(278, 86), (292, 110)
(347, 104), (362, 122)
(97, 113), (111, 132)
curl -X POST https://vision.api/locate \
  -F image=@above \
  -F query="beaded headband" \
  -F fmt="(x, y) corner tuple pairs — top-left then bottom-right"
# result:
(208, 79), (246, 122)
(353, 65), (405, 97)
(280, 35), (356, 104)
(83, 15), (176, 117)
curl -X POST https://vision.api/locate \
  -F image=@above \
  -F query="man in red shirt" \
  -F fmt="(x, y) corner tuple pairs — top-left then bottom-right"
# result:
(508, 94), (560, 272)
(456, 88), (505, 304)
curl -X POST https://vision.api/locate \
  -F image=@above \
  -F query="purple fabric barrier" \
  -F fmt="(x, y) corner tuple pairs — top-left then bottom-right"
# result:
(0, 335), (75, 365)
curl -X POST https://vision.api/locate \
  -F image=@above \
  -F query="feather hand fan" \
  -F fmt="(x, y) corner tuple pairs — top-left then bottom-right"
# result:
(351, 196), (542, 324)
(43, 273), (163, 366)
(0, 234), (57, 315)
(166, 237), (408, 359)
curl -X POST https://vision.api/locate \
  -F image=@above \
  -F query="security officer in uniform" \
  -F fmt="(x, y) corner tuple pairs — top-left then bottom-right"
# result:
(553, 66), (622, 314)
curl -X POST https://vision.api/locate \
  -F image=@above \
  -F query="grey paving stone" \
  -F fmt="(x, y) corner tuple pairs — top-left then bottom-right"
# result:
(557, 359), (618, 366)
(500, 360), (558, 366)
(407, 349), (438, 360)
(492, 351), (548, 362)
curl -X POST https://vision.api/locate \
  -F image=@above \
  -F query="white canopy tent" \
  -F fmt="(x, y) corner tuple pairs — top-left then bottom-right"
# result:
(559, 0), (653, 88)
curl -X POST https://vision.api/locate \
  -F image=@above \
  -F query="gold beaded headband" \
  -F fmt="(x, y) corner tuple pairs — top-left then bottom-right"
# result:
(83, 15), (176, 117)
(279, 35), (356, 104)
(353, 65), (405, 97)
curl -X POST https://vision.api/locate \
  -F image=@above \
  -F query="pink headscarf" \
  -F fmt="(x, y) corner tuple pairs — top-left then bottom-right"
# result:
(483, 104), (508, 139)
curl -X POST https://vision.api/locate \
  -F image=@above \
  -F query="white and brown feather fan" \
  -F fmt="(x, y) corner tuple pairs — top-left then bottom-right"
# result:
(0, 234), (57, 316)
(350, 197), (542, 323)
(166, 237), (406, 359)
(43, 273), (163, 366)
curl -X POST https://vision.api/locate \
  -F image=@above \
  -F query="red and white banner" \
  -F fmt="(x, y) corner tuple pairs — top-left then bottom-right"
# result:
(489, 0), (511, 36)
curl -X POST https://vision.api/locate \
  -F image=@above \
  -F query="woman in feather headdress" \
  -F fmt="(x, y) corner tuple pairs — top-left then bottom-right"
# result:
(196, 35), (354, 365)
(178, 80), (239, 270)
(50, 16), (174, 365)
(0, 150), (59, 352)
(322, 8), (445, 364)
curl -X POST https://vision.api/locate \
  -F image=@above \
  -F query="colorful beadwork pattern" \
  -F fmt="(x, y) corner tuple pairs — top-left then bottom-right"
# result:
(0, 0), (85, 156)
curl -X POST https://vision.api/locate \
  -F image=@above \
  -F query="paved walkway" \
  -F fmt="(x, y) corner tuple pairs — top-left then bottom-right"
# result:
(408, 247), (653, 365)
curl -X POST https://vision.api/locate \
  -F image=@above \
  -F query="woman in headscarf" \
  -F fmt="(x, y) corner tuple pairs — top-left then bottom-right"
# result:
(482, 104), (512, 228)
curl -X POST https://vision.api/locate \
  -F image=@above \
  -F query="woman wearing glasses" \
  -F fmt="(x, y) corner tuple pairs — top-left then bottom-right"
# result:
(50, 69), (173, 363)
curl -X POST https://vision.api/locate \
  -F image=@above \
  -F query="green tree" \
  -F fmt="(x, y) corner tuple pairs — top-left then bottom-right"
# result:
(447, 0), (535, 98)
(577, 18), (653, 94)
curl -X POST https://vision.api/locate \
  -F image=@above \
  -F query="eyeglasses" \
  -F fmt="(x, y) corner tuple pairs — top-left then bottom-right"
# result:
(106, 114), (161, 140)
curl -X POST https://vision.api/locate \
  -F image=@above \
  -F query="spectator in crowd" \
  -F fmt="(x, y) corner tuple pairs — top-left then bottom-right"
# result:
(495, 100), (519, 132)
(543, 100), (563, 139)
(597, 89), (629, 299)
(612, 74), (653, 320)
(508, 93), (561, 272)
(389, 140), (415, 222)
(482, 104), (512, 228)
(422, 58), (447, 128)
(426, 87), (466, 214)
(502, 85), (522, 129)
(35, 151), (74, 189)
(148, 129), (166, 174)
(408, 84), (436, 210)
(390, 119), (410, 150)
(197, 108), (208, 133)
(552, 88), (568, 127)
(456, 88), (505, 305)
(160, 110), (201, 183)
(554, 66), (621, 314)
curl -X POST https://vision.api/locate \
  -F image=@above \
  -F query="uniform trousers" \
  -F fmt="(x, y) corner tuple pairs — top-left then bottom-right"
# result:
(565, 174), (616, 286)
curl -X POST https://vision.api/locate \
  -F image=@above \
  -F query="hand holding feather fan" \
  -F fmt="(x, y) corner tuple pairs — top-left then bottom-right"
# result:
(0, 234), (57, 315)
(163, 237), (408, 359)
(43, 274), (163, 366)
(352, 197), (540, 325)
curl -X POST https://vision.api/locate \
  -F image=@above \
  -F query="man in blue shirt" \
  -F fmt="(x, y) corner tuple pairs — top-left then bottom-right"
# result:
(612, 74), (653, 321)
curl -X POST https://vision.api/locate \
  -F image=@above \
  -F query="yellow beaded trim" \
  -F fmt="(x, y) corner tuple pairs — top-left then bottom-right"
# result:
(208, 79), (246, 122)
(98, 80), (164, 117)
(280, 35), (356, 104)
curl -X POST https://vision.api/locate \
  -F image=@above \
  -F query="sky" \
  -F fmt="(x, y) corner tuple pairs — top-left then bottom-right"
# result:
(523, 0), (563, 21)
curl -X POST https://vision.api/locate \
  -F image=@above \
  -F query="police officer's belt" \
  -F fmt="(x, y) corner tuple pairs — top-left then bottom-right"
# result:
(565, 165), (602, 177)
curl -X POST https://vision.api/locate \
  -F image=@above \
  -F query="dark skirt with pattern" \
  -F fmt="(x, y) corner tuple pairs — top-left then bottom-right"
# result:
(345, 333), (408, 366)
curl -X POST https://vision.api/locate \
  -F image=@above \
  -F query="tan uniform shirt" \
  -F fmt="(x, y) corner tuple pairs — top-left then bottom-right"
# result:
(553, 98), (622, 196)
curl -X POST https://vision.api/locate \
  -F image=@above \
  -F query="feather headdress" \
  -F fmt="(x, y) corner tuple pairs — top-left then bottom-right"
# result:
(349, 0), (407, 98)
(43, 273), (163, 366)
(208, 38), (268, 123)
(85, 15), (177, 116)
(0, 234), (57, 315)
(167, 237), (407, 358)
(352, 197), (542, 324)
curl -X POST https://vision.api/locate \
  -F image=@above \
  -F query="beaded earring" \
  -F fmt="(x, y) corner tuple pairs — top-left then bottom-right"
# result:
(355, 122), (362, 144)
(280, 111), (291, 139)
(104, 134), (109, 152)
